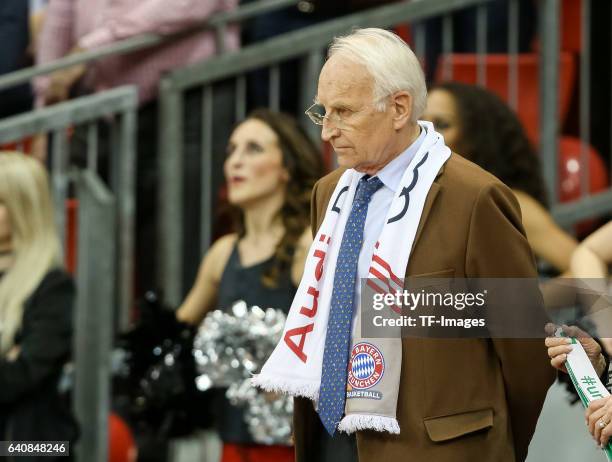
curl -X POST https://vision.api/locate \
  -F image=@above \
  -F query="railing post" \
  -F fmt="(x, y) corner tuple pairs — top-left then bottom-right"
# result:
(51, 129), (70, 257)
(215, 23), (228, 55)
(539, 0), (560, 205)
(579, 0), (591, 197)
(300, 50), (325, 143)
(73, 171), (116, 462)
(200, 85), (214, 256)
(117, 107), (137, 331)
(476, 4), (488, 86)
(235, 75), (247, 121)
(158, 78), (185, 306)
(507, 0), (519, 111)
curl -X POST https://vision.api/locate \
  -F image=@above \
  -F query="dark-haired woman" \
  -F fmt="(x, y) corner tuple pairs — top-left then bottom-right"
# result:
(177, 109), (324, 462)
(423, 82), (577, 275)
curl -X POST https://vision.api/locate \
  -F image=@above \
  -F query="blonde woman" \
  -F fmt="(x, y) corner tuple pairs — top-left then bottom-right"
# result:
(0, 152), (78, 450)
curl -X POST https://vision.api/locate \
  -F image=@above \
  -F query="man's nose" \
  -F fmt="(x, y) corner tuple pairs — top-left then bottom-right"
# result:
(321, 121), (340, 142)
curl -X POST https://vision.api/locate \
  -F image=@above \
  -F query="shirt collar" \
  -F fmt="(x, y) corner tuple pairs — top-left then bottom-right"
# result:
(375, 127), (426, 193)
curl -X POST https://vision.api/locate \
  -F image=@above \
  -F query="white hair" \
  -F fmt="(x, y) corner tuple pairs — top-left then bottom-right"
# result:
(328, 28), (427, 123)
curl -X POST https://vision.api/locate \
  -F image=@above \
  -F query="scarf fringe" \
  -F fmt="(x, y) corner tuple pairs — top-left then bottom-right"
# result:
(337, 414), (400, 434)
(251, 374), (319, 400)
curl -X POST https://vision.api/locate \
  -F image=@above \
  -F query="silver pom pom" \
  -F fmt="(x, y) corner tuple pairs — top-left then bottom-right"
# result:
(193, 301), (291, 444)
(227, 378), (293, 445)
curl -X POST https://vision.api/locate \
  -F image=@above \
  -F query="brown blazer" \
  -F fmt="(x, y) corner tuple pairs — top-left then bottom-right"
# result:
(293, 153), (555, 462)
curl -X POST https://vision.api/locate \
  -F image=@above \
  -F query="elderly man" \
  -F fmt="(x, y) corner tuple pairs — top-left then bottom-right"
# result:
(254, 28), (554, 461)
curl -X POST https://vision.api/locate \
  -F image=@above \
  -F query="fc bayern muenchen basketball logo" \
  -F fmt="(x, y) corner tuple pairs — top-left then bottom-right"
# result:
(347, 342), (385, 390)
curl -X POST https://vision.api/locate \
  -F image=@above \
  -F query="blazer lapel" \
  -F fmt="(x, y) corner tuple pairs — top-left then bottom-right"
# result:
(411, 182), (440, 252)
(409, 160), (447, 259)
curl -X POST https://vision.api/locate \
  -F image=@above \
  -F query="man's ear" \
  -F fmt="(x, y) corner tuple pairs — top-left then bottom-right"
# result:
(391, 91), (412, 130)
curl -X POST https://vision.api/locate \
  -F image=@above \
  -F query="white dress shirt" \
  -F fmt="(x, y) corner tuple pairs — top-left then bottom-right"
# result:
(352, 128), (427, 318)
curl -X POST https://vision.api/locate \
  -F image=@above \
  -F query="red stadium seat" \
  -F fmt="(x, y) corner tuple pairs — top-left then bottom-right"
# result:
(109, 413), (137, 462)
(65, 199), (78, 275)
(558, 136), (609, 202)
(561, 0), (582, 53)
(558, 136), (609, 235)
(0, 138), (33, 154)
(435, 53), (576, 144)
(393, 24), (412, 45)
(531, 0), (582, 53)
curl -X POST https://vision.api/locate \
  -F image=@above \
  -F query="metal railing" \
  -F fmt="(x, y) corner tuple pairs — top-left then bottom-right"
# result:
(0, 0), (300, 92)
(0, 87), (138, 330)
(539, 0), (612, 226)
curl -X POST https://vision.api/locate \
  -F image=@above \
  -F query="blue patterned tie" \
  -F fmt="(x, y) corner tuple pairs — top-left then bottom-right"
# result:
(318, 175), (384, 435)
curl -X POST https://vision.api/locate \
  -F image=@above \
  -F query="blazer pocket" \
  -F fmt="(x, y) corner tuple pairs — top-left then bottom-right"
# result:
(423, 408), (493, 442)
(411, 268), (455, 279)
(406, 268), (455, 290)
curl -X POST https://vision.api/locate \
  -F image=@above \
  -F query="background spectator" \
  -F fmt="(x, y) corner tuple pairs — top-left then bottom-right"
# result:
(0, 152), (78, 455)
(423, 82), (578, 275)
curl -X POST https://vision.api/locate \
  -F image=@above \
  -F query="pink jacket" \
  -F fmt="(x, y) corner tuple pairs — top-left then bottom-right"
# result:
(35, 0), (239, 105)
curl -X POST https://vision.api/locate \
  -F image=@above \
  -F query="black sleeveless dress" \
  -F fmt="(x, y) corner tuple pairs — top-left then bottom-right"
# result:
(214, 243), (296, 444)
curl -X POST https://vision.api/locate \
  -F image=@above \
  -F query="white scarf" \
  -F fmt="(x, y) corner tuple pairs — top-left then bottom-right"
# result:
(253, 122), (450, 434)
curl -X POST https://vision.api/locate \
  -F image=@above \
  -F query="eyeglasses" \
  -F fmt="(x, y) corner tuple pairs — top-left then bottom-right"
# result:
(304, 96), (390, 131)
(305, 103), (352, 130)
